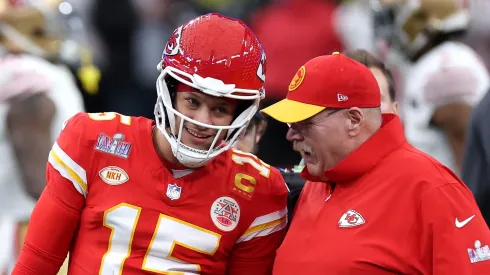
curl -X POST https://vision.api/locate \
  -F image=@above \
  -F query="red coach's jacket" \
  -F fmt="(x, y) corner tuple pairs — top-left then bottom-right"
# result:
(274, 114), (490, 275)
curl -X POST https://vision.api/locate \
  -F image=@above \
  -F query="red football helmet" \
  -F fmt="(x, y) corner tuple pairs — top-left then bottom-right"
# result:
(155, 13), (266, 168)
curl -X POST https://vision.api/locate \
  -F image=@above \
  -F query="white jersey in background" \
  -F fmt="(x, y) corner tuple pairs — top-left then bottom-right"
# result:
(0, 54), (85, 221)
(401, 41), (489, 173)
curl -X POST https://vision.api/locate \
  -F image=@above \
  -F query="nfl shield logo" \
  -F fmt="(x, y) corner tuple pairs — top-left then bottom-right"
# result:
(166, 184), (182, 200)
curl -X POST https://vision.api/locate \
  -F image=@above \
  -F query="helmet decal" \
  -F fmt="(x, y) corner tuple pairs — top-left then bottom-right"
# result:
(256, 50), (266, 82)
(164, 25), (183, 57)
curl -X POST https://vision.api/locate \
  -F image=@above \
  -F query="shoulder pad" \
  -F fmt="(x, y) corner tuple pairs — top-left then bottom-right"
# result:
(230, 149), (272, 178)
(226, 149), (289, 200)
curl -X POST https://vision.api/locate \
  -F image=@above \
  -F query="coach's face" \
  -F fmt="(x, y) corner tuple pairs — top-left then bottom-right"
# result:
(287, 109), (349, 178)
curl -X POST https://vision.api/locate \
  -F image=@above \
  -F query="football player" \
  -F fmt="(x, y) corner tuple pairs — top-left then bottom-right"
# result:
(0, 1), (85, 273)
(13, 13), (288, 275)
(376, 0), (490, 174)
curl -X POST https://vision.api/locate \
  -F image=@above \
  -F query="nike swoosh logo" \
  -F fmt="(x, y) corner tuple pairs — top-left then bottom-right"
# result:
(455, 215), (476, 228)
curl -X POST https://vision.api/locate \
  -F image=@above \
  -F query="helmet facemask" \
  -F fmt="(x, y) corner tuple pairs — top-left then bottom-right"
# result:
(155, 65), (262, 168)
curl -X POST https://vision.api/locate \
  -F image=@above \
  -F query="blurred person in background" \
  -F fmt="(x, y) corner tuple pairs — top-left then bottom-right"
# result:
(375, 0), (489, 175)
(88, 0), (141, 115)
(334, 0), (376, 53)
(88, 0), (198, 118)
(13, 13), (288, 275)
(235, 112), (267, 155)
(190, 0), (266, 21)
(0, 0), (86, 273)
(249, 0), (343, 168)
(344, 48), (398, 114)
(462, 0), (490, 71)
(462, 90), (490, 226)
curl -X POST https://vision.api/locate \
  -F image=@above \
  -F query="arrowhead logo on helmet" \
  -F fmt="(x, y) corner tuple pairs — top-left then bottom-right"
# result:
(165, 25), (183, 56)
(256, 51), (267, 82)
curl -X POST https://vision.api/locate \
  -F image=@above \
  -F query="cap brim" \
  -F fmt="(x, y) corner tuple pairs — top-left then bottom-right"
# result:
(260, 99), (325, 123)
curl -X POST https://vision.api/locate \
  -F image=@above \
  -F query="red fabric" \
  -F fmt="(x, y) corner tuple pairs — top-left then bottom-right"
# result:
(286, 53), (381, 109)
(250, 0), (343, 100)
(275, 114), (490, 274)
(14, 112), (288, 275)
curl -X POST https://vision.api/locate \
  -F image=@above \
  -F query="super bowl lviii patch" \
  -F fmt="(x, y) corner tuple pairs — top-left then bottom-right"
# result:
(468, 240), (490, 263)
(95, 133), (132, 159)
(210, 196), (240, 232)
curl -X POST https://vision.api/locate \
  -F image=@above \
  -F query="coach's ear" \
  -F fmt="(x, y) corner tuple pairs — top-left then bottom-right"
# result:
(346, 107), (363, 137)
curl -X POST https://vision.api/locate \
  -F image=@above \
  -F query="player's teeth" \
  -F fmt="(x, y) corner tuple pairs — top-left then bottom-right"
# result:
(187, 128), (207, 138)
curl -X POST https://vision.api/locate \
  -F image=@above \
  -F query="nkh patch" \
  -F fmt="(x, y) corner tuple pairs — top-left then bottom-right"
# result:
(166, 183), (182, 201)
(468, 240), (490, 263)
(99, 166), (129, 185)
(94, 133), (132, 158)
(210, 196), (240, 232)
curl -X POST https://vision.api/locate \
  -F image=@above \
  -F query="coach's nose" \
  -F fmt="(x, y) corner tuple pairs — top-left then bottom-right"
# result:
(286, 124), (304, 142)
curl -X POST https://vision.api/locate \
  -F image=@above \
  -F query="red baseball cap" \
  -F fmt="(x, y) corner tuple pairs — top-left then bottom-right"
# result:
(261, 52), (381, 123)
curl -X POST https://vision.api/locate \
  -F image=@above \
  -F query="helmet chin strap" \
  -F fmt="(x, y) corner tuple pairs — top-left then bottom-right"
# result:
(174, 147), (212, 168)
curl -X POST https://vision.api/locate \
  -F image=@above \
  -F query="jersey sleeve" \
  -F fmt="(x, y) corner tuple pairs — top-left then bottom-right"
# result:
(419, 181), (490, 274)
(13, 113), (93, 275)
(226, 167), (289, 275)
(47, 112), (92, 200)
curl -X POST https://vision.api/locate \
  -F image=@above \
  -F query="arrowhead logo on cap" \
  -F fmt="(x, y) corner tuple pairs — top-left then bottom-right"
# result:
(288, 66), (306, 92)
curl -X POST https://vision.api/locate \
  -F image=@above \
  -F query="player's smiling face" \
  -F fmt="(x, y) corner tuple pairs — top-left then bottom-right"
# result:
(173, 84), (236, 151)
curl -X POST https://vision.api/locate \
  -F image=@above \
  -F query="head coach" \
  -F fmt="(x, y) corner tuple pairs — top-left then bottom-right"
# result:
(261, 52), (490, 274)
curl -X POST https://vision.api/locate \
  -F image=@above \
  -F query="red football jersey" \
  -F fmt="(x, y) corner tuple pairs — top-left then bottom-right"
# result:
(15, 112), (288, 275)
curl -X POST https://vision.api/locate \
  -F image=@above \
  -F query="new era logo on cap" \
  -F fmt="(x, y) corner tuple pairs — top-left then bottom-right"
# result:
(337, 93), (348, 102)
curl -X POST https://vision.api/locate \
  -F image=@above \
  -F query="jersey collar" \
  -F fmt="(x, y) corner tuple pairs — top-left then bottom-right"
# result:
(300, 114), (406, 183)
